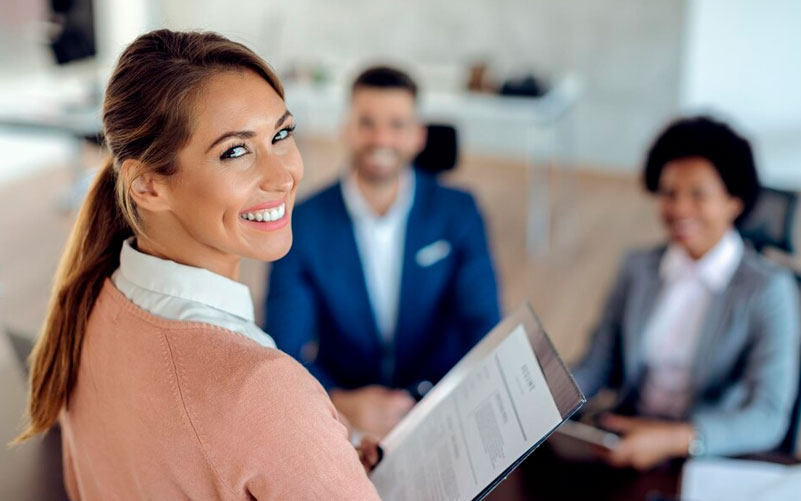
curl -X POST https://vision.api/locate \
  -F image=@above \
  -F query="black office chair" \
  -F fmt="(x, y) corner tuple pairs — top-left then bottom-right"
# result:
(739, 187), (798, 254)
(413, 123), (459, 175)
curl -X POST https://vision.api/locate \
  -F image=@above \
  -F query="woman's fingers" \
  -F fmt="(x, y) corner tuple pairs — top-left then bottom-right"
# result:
(357, 436), (384, 472)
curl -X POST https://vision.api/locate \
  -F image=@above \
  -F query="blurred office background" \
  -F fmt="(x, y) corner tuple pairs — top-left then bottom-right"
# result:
(1, 0), (800, 497)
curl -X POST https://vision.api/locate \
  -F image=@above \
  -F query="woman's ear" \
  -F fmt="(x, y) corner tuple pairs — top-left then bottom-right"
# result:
(122, 159), (172, 213)
(728, 196), (745, 223)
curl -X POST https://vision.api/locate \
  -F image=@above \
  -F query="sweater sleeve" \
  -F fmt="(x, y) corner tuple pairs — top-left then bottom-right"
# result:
(245, 355), (380, 500)
(189, 349), (380, 500)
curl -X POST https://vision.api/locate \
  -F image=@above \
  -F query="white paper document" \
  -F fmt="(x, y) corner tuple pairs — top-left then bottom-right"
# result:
(681, 458), (801, 501)
(370, 306), (581, 501)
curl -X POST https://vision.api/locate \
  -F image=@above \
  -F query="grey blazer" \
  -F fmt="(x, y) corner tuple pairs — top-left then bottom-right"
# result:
(572, 245), (800, 456)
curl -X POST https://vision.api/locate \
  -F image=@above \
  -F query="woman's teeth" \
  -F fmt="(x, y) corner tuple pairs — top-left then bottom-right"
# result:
(240, 203), (285, 222)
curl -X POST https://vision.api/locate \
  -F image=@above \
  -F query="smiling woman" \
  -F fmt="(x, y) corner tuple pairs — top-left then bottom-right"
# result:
(128, 69), (302, 278)
(571, 116), (800, 470)
(13, 29), (380, 500)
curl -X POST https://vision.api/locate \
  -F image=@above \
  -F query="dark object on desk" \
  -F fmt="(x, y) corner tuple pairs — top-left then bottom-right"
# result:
(413, 123), (458, 174)
(739, 186), (798, 253)
(500, 74), (547, 98)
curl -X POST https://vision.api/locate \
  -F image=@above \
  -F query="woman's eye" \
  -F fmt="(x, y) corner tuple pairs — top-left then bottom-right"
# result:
(273, 125), (296, 144)
(221, 144), (248, 160)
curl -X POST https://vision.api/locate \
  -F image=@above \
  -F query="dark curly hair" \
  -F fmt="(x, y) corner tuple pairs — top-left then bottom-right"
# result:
(643, 116), (760, 223)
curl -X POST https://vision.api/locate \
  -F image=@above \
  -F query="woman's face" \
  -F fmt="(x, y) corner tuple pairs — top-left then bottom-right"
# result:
(657, 156), (743, 259)
(146, 70), (303, 276)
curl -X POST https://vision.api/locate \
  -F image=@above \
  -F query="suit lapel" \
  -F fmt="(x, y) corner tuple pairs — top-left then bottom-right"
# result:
(689, 263), (743, 390)
(624, 251), (663, 386)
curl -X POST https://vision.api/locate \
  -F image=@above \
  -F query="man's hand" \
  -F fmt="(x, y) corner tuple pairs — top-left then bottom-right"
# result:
(330, 385), (415, 439)
(593, 414), (695, 471)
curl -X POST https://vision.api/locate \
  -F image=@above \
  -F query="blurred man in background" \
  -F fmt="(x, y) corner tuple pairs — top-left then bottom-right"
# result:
(265, 66), (500, 438)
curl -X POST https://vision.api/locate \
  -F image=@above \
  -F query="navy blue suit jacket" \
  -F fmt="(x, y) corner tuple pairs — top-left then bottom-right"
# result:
(265, 170), (501, 391)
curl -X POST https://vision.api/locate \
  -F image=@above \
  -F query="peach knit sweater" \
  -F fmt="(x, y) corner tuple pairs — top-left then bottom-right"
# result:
(60, 279), (380, 500)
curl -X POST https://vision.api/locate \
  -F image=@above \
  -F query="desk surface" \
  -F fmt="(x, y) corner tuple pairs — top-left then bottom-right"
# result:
(484, 441), (799, 501)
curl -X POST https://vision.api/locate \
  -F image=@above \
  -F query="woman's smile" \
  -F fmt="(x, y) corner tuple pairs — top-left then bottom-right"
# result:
(239, 201), (289, 231)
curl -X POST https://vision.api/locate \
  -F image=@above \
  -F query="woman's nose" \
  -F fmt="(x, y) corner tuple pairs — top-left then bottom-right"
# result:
(669, 195), (695, 217)
(258, 156), (295, 193)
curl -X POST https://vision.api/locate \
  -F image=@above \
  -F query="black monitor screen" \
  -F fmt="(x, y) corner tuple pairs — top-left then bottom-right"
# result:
(49, 0), (96, 65)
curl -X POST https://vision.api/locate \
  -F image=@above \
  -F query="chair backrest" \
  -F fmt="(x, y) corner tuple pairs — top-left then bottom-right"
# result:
(739, 187), (798, 254)
(413, 123), (458, 174)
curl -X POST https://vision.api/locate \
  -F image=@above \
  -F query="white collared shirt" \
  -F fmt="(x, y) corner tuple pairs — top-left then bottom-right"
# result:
(341, 167), (416, 342)
(111, 237), (276, 349)
(639, 230), (744, 418)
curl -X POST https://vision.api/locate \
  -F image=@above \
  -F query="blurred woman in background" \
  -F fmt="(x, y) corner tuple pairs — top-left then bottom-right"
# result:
(14, 29), (380, 499)
(572, 116), (800, 469)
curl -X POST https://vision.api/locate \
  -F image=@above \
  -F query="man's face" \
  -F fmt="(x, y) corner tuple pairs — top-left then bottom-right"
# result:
(343, 87), (426, 183)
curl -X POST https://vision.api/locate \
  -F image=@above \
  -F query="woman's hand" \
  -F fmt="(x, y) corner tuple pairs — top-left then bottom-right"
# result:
(355, 435), (384, 473)
(594, 414), (695, 471)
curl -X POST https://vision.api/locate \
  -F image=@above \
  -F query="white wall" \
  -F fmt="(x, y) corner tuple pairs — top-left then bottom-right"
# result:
(681, 0), (801, 188)
(158, 0), (685, 170)
(11, 1), (800, 185)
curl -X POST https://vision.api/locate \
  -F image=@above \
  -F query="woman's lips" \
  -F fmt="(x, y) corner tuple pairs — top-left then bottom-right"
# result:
(239, 202), (286, 223)
(669, 219), (701, 239)
(241, 198), (286, 213)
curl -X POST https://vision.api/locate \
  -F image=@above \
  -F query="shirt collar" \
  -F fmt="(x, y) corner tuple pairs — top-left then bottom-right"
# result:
(118, 237), (255, 321)
(341, 166), (416, 223)
(660, 229), (744, 291)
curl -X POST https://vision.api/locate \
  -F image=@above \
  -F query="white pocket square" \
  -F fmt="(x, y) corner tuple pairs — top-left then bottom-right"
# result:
(415, 240), (452, 267)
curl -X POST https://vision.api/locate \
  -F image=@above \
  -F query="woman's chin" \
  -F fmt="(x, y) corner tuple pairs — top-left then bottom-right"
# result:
(245, 234), (293, 263)
(669, 232), (699, 250)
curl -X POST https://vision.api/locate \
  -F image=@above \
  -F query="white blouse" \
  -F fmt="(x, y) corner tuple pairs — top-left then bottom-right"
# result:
(639, 230), (744, 419)
(110, 237), (276, 349)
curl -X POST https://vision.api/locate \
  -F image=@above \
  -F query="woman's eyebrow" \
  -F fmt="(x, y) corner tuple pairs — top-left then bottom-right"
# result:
(275, 110), (293, 128)
(206, 110), (294, 153)
(207, 130), (256, 152)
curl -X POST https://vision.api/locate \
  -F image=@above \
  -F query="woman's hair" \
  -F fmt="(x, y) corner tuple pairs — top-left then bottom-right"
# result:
(643, 115), (761, 223)
(14, 29), (282, 443)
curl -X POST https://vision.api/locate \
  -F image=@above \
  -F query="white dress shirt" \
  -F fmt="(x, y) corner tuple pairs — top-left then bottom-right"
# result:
(341, 167), (416, 342)
(639, 230), (744, 419)
(111, 237), (276, 349)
